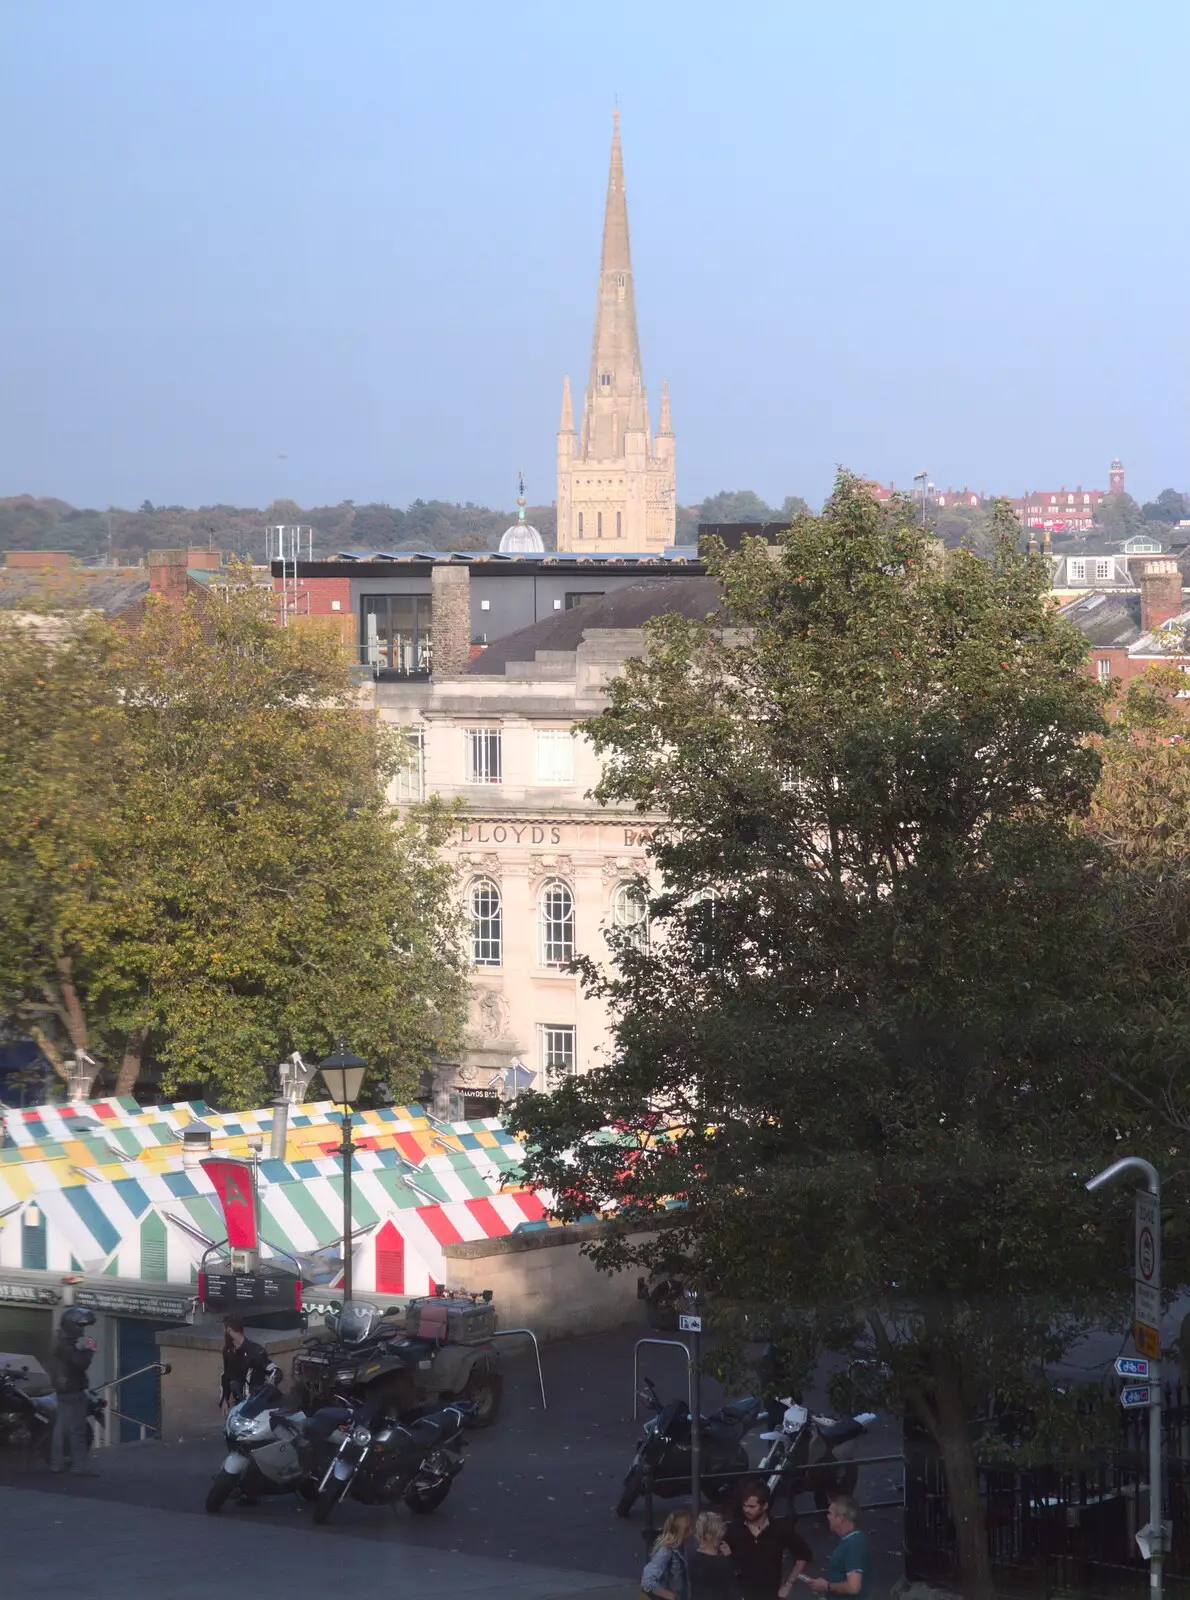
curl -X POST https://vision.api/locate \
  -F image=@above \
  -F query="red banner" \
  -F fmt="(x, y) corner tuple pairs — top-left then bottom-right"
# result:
(200, 1158), (258, 1249)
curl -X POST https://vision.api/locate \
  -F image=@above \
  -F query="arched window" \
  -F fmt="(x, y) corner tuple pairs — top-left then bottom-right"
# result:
(540, 879), (575, 967)
(470, 878), (502, 966)
(611, 882), (649, 951)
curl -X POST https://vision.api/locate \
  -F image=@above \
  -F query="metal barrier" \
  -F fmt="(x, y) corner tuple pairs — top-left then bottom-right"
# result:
(487, 1328), (547, 1410)
(90, 1361), (171, 1448)
(633, 1338), (694, 1420)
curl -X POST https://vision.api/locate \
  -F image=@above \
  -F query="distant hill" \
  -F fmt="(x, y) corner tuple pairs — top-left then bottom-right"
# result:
(0, 496), (560, 563)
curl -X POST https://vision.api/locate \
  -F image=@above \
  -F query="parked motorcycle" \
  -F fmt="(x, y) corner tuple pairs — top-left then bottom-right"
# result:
(0, 1362), (106, 1463)
(205, 1380), (313, 1512)
(615, 1376), (765, 1517)
(756, 1398), (876, 1509)
(307, 1396), (476, 1525)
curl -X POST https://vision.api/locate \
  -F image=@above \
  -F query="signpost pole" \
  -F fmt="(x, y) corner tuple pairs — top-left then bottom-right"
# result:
(680, 1298), (702, 1515)
(1086, 1156), (1163, 1600)
(340, 1108), (355, 1305)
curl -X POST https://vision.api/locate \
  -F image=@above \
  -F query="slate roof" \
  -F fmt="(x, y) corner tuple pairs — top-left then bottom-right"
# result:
(466, 578), (722, 676)
(0, 572), (150, 615)
(1058, 590), (1142, 648)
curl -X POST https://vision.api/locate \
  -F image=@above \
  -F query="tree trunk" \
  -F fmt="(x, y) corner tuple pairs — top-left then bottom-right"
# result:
(930, 1353), (996, 1600)
(114, 1029), (146, 1097)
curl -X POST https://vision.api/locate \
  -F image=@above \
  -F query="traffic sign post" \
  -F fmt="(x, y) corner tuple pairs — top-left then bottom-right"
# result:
(681, 1295), (702, 1515)
(1086, 1157), (1165, 1599)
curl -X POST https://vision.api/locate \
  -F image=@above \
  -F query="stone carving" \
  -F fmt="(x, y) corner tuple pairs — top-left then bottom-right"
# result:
(478, 990), (512, 1040)
(601, 856), (639, 885)
(456, 1062), (477, 1085)
(530, 853), (573, 881)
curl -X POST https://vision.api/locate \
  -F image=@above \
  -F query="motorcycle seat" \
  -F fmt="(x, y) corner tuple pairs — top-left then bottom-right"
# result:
(391, 1335), (438, 1362)
(305, 1406), (353, 1439)
(404, 1410), (461, 1450)
(818, 1417), (866, 1445)
(717, 1396), (759, 1421)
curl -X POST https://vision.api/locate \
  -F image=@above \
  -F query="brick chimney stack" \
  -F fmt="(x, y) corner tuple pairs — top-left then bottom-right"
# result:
(1138, 558), (1184, 635)
(147, 548), (191, 602)
(430, 564), (472, 677)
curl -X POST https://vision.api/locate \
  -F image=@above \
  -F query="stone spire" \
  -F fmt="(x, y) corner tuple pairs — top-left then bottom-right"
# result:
(559, 374), (575, 435)
(658, 377), (672, 435)
(584, 110), (643, 459)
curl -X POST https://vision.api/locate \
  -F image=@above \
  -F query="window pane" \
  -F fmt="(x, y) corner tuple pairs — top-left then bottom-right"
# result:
(611, 882), (649, 951)
(471, 878), (502, 965)
(539, 1023), (576, 1078)
(540, 879), (575, 966)
(536, 730), (574, 785)
(393, 729), (425, 803)
(360, 596), (390, 667)
(466, 728), (502, 784)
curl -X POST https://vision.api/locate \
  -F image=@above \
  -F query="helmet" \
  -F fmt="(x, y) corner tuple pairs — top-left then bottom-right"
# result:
(60, 1307), (96, 1335)
(263, 1363), (284, 1389)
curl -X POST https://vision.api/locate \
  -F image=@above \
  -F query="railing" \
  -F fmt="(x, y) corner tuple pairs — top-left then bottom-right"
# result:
(89, 1361), (171, 1448)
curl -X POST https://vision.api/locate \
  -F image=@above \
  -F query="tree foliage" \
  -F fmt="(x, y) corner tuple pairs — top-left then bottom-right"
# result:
(0, 580), (465, 1107)
(511, 476), (1143, 1599)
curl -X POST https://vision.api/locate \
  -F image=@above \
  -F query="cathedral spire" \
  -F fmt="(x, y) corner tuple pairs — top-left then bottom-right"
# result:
(658, 377), (672, 435)
(559, 374), (575, 433)
(585, 110), (642, 457)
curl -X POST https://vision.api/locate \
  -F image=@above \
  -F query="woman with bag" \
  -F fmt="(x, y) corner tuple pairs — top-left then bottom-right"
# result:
(640, 1509), (694, 1600)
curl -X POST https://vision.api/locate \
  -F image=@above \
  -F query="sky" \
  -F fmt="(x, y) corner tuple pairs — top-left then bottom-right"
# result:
(1, 0), (1187, 513)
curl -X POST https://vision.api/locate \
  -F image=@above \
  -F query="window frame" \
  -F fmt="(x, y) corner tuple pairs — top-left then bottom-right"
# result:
(535, 729), (575, 786)
(611, 881), (649, 951)
(465, 727), (503, 785)
(393, 728), (426, 803)
(470, 877), (503, 966)
(538, 1023), (576, 1078)
(359, 593), (432, 674)
(539, 878), (575, 968)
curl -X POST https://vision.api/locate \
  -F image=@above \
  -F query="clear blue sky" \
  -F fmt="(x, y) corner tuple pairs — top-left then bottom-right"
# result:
(2, 0), (1186, 512)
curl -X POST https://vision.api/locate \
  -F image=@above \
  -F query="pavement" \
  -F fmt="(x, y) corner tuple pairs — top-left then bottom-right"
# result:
(0, 1326), (907, 1599)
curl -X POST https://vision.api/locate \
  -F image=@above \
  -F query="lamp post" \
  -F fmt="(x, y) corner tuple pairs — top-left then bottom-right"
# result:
(1085, 1156), (1164, 1598)
(318, 1039), (367, 1306)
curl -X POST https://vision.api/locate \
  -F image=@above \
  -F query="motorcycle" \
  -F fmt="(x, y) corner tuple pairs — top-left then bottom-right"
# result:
(615, 1375), (765, 1517)
(205, 1379), (314, 1512)
(756, 1398), (876, 1509)
(0, 1362), (107, 1464)
(307, 1397), (476, 1525)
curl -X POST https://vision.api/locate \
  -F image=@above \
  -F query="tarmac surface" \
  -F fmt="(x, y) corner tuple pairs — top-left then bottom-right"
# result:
(0, 1326), (907, 1599)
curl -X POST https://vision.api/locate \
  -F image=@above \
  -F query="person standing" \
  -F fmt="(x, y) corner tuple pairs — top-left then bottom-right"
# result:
(689, 1510), (738, 1599)
(805, 1496), (871, 1599)
(48, 1307), (99, 1477)
(640, 1509), (694, 1600)
(725, 1480), (812, 1600)
(219, 1316), (270, 1410)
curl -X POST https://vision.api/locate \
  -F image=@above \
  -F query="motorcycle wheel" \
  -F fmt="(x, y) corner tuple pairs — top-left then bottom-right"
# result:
(405, 1477), (453, 1514)
(461, 1366), (503, 1429)
(313, 1475), (349, 1525)
(615, 1465), (646, 1518)
(205, 1471), (239, 1514)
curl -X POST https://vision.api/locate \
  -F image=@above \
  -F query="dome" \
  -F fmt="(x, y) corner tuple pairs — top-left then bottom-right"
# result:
(499, 518), (545, 553)
(498, 471), (545, 553)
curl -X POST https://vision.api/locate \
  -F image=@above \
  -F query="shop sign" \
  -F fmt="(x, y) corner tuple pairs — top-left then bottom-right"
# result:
(73, 1286), (193, 1321)
(0, 1280), (59, 1306)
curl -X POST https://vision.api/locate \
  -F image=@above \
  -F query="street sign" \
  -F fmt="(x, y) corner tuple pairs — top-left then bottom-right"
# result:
(678, 1313), (702, 1333)
(1136, 1281), (1160, 1329)
(1120, 1385), (1153, 1409)
(1136, 1194), (1160, 1287)
(1134, 1321), (1162, 1361)
(1116, 1357), (1150, 1379)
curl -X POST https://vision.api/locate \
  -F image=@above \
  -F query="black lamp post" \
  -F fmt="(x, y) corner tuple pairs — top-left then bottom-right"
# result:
(318, 1038), (367, 1305)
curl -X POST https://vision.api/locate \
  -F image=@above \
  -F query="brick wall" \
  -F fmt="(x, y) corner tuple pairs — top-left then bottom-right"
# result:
(431, 566), (472, 677)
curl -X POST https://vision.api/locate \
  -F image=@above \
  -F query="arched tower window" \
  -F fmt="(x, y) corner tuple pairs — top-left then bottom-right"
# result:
(611, 883), (649, 951)
(470, 878), (502, 967)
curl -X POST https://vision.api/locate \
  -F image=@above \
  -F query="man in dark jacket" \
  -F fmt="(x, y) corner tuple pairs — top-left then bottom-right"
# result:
(219, 1317), (270, 1410)
(48, 1307), (99, 1476)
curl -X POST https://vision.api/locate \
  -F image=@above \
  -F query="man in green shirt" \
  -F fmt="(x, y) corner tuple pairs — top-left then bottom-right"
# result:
(805, 1495), (871, 1599)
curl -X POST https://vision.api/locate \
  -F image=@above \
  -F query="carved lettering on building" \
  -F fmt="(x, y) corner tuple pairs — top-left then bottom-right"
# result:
(459, 823), (563, 846)
(624, 828), (654, 847)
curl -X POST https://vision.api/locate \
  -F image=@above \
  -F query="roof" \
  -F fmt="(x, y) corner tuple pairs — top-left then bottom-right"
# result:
(0, 571), (150, 615)
(328, 550), (696, 565)
(467, 577), (722, 676)
(1059, 590), (1142, 647)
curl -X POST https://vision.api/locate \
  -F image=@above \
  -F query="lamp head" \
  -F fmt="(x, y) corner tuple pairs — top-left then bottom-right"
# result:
(318, 1039), (367, 1106)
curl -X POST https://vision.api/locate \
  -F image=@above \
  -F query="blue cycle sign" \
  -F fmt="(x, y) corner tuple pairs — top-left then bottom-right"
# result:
(1120, 1385), (1153, 1409)
(1115, 1357), (1150, 1379)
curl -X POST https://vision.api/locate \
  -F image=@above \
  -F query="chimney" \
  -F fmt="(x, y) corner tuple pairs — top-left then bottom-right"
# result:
(148, 548), (191, 603)
(430, 563), (472, 677)
(1138, 559), (1183, 634)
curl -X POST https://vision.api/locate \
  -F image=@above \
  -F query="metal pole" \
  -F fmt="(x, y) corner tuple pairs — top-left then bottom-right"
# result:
(1086, 1156), (1162, 1600)
(340, 1107), (355, 1305)
(689, 1323), (702, 1515)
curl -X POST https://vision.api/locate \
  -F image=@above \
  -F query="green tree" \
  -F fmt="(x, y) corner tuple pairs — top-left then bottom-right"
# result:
(0, 580), (465, 1106)
(1140, 487), (1186, 526)
(1093, 491), (1143, 540)
(512, 479), (1129, 1600)
(696, 489), (777, 524)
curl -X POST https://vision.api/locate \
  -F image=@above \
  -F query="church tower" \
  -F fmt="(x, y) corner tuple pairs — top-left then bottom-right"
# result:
(557, 114), (676, 552)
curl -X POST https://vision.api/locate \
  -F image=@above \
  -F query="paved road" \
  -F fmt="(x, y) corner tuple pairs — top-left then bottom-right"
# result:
(0, 1327), (906, 1596)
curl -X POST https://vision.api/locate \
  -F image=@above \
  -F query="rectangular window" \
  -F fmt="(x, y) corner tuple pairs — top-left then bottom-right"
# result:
(1067, 560), (1086, 582)
(597, 512), (603, 538)
(564, 591), (605, 611)
(539, 1024), (576, 1078)
(1097, 658), (1112, 683)
(393, 729), (426, 802)
(616, 510), (622, 538)
(536, 730), (574, 785)
(359, 595), (432, 674)
(577, 512), (583, 536)
(1095, 559), (1112, 581)
(465, 728), (502, 784)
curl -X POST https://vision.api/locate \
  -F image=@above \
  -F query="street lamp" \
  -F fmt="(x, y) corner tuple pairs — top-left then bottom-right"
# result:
(1085, 1156), (1164, 1597)
(318, 1038), (367, 1305)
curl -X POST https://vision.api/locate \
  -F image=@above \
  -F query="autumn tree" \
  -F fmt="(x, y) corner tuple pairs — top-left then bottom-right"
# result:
(0, 580), (465, 1106)
(512, 476), (1135, 1600)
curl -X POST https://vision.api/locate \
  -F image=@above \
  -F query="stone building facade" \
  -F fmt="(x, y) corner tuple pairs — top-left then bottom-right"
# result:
(556, 114), (676, 555)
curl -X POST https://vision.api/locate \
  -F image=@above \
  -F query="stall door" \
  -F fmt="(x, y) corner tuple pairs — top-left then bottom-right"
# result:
(115, 1319), (173, 1442)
